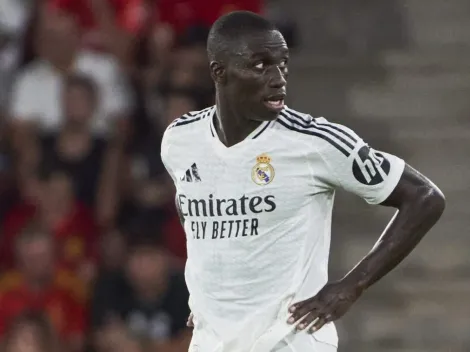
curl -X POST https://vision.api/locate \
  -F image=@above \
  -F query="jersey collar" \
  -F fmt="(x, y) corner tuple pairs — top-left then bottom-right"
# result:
(209, 108), (272, 148)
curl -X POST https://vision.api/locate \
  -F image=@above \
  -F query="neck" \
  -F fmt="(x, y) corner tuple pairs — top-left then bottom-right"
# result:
(215, 92), (262, 147)
(51, 55), (75, 74)
(46, 45), (78, 73)
(61, 123), (89, 135)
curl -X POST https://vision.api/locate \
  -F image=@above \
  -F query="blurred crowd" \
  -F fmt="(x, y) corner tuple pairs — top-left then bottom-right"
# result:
(0, 0), (272, 351)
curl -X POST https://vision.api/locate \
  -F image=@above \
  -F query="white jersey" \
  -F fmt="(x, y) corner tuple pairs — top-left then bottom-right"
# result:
(161, 106), (405, 352)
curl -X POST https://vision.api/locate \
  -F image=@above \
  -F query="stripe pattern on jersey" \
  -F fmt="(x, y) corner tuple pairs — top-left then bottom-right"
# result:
(169, 106), (214, 129)
(252, 121), (272, 139)
(209, 112), (272, 139)
(277, 108), (358, 156)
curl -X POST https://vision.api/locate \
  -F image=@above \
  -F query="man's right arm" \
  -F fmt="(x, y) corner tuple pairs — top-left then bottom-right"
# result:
(175, 193), (192, 327)
(175, 194), (185, 227)
(161, 129), (181, 227)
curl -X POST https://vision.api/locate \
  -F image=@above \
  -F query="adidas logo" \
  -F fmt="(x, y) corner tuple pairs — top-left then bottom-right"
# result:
(181, 163), (201, 182)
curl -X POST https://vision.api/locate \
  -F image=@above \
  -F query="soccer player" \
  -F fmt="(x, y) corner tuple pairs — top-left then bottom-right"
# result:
(160, 11), (445, 352)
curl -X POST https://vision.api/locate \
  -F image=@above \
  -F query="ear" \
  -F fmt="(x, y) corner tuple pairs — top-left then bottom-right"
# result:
(210, 61), (226, 84)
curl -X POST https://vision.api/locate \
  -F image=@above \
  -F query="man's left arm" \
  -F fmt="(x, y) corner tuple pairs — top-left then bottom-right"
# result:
(290, 164), (445, 332)
(289, 122), (445, 332)
(343, 164), (445, 290)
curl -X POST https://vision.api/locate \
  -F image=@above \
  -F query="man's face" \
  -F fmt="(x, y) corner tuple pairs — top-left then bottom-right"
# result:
(17, 235), (55, 282)
(43, 173), (74, 213)
(218, 30), (289, 121)
(64, 85), (95, 127)
(5, 322), (44, 352)
(36, 11), (79, 64)
(126, 246), (168, 293)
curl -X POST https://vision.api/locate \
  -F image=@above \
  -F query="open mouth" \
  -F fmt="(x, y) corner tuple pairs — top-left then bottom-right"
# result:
(263, 94), (286, 112)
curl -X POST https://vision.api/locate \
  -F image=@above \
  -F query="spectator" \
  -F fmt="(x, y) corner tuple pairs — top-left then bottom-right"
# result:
(120, 88), (197, 263)
(1, 167), (99, 279)
(137, 0), (252, 118)
(0, 0), (34, 115)
(91, 233), (191, 352)
(155, 0), (263, 38)
(0, 229), (86, 351)
(40, 74), (106, 207)
(36, 73), (123, 227)
(94, 319), (149, 352)
(1, 310), (60, 352)
(47, 0), (147, 68)
(9, 8), (132, 183)
(122, 110), (172, 217)
(11, 7), (132, 134)
(99, 228), (127, 274)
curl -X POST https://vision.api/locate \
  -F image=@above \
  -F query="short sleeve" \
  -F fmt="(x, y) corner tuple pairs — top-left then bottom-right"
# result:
(9, 72), (38, 121)
(98, 58), (133, 117)
(160, 129), (177, 184)
(313, 118), (405, 205)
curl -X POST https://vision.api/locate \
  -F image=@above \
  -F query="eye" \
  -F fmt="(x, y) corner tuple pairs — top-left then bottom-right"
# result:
(279, 59), (288, 69)
(254, 62), (265, 70)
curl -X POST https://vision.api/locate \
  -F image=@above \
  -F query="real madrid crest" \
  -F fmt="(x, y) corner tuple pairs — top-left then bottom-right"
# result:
(252, 154), (275, 186)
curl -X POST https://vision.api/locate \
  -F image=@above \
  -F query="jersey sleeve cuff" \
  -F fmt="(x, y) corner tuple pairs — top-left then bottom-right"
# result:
(366, 158), (405, 205)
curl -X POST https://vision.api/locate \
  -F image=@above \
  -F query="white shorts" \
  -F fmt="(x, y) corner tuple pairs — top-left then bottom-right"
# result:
(189, 330), (337, 352)
(273, 331), (337, 352)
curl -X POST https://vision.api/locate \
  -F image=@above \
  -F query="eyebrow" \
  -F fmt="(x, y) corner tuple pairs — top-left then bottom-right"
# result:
(249, 48), (289, 59)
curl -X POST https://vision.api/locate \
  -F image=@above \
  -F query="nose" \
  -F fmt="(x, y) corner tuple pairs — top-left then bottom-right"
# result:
(268, 66), (287, 89)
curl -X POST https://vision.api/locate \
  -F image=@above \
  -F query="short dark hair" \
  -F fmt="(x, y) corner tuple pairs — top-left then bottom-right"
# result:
(207, 11), (276, 61)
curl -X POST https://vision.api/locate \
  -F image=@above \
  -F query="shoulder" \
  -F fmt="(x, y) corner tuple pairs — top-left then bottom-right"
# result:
(76, 50), (122, 78)
(77, 50), (117, 67)
(13, 60), (48, 86)
(275, 106), (362, 157)
(162, 106), (214, 144)
(167, 106), (214, 130)
(160, 106), (213, 166)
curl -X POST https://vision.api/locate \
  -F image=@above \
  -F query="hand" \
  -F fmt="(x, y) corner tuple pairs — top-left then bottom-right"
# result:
(287, 280), (363, 333)
(187, 313), (194, 327)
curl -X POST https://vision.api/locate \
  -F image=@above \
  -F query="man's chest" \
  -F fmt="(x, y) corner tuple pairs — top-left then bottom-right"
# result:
(171, 144), (314, 222)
